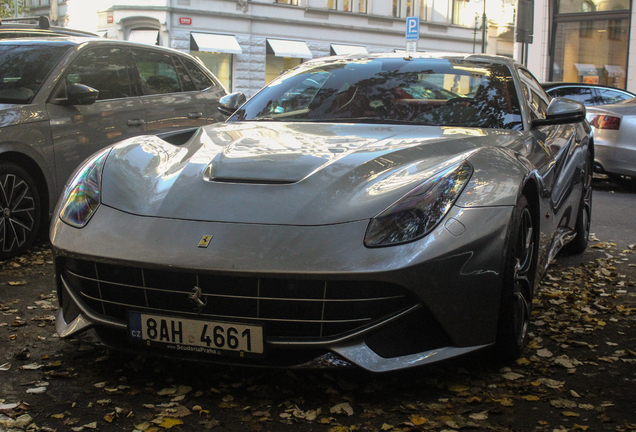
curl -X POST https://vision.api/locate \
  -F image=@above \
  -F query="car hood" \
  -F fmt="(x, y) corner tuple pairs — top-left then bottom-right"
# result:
(101, 122), (519, 225)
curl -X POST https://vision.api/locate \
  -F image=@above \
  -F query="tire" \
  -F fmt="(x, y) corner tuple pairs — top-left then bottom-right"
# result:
(495, 194), (535, 361)
(562, 153), (593, 255)
(0, 161), (42, 260)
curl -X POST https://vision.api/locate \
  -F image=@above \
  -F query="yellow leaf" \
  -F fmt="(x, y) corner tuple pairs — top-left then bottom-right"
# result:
(328, 427), (350, 432)
(409, 415), (427, 425)
(381, 424), (394, 430)
(562, 411), (580, 417)
(522, 395), (540, 401)
(500, 398), (514, 407)
(51, 413), (66, 419)
(8, 281), (26, 286)
(159, 418), (184, 428)
(516, 357), (531, 366)
(448, 384), (470, 393)
(573, 425), (590, 430)
(466, 396), (482, 403)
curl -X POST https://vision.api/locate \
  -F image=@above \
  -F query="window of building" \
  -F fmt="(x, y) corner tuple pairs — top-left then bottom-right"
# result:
(275, 0), (298, 4)
(190, 33), (241, 91)
(406, 0), (414, 16)
(358, 0), (367, 13)
(328, 0), (337, 9)
(265, 39), (311, 84)
(552, 18), (628, 88)
(420, 0), (428, 20)
(344, 0), (352, 11)
(558, 0), (628, 13)
(392, 0), (400, 17)
(452, 0), (467, 25)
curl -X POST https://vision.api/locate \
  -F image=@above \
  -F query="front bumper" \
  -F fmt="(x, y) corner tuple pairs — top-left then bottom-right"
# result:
(52, 203), (512, 372)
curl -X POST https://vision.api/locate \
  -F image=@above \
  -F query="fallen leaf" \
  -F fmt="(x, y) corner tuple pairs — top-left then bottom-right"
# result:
(159, 418), (183, 428)
(330, 402), (354, 416)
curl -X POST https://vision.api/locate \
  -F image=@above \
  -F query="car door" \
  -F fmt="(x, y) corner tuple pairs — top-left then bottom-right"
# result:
(132, 49), (225, 135)
(47, 46), (145, 195)
(519, 69), (580, 214)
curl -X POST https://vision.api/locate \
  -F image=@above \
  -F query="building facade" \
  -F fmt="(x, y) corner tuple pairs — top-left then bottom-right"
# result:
(26, 0), (516, 96)
(525, 0), (634, 93)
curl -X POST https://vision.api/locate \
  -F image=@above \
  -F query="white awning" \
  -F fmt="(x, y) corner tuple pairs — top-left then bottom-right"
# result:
(97, 30), (107, 38)
(191, 33), (243, 54)
(128, 30), (158, 45)
(330, 44), (368, 55)
(605, 65), (626, 77)
(266, 39), (312, 59)
(574, 63), (597, 75)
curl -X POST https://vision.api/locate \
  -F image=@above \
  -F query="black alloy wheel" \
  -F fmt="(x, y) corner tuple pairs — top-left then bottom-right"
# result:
(0, 162), (41, 260)
(496, 194), (535, 361)
(563, 153), (593, 255)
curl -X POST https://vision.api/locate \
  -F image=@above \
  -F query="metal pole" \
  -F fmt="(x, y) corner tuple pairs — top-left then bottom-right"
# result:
(473, 15), (478, 53)
(14, 0), (18, 18)
(481, 0), (487, 53)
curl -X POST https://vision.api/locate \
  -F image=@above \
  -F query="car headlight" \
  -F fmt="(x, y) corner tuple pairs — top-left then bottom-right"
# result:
(364, 161), (473, 247)
(59, 148), (111, 228)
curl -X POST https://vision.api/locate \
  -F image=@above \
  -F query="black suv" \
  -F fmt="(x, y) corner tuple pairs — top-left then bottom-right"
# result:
(0, 37), (228, 259)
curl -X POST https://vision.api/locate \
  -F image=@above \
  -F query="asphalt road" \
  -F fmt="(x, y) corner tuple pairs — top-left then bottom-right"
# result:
(1, 176), (635, 432)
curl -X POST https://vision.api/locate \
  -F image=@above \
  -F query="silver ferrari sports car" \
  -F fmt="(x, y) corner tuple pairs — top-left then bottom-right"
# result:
(52, 53), (593, 372)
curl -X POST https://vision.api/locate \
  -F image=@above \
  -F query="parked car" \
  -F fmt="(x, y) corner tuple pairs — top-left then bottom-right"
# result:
(541, 82), (635, 106)
(0, 16), (100, 38)
(0, 37), (228, 259)
(586, 97), (636, 179)
(52, 53), (592, 372)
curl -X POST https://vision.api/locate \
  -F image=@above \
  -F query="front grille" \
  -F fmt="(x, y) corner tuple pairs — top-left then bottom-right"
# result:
(60, 258), (417, 340)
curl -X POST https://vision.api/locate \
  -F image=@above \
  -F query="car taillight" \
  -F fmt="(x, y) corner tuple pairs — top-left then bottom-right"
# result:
(589, 115), (621, 130)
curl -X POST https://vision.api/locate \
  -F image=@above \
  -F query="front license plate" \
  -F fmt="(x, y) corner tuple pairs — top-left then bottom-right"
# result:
(128, 312), (264, 356)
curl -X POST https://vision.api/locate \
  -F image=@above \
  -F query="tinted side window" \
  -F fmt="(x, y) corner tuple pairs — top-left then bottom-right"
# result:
(182, 58), (214, 91)
(548, 87), (596, 105)
(65, 48), (132, 100)
(173, 57), (197, 92)
(133, 50), (181, 95)
(598, 88), (632, 105)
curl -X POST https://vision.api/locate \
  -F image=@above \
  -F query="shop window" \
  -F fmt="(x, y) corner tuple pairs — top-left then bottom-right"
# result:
(558, 0), (628, 13)
(392, 0), (400, 17)
(265, 56), (302, 84)
(194, 52), (232, 91)
(552, 19), (628, 88)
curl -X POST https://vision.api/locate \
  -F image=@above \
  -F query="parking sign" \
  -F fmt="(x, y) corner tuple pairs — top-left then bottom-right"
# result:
(406, 16), (419, 41)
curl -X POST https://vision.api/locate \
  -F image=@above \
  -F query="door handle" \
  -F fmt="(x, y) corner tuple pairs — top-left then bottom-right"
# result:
(127, 119), (145, 126)
(187, 112), (203, 119)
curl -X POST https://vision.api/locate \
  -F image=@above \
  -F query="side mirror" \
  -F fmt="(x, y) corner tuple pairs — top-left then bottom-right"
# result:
(67, 83), (99, 106)
(531, 97), (586, 128)
(219, 92), (247, 117)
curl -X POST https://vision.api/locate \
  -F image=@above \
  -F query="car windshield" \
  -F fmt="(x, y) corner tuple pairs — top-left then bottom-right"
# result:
(229, 57), (523, 129)
(0, 43), (70, 104)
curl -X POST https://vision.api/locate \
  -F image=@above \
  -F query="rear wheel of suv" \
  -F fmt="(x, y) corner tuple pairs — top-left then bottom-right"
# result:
(0, 161), (41, 260)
